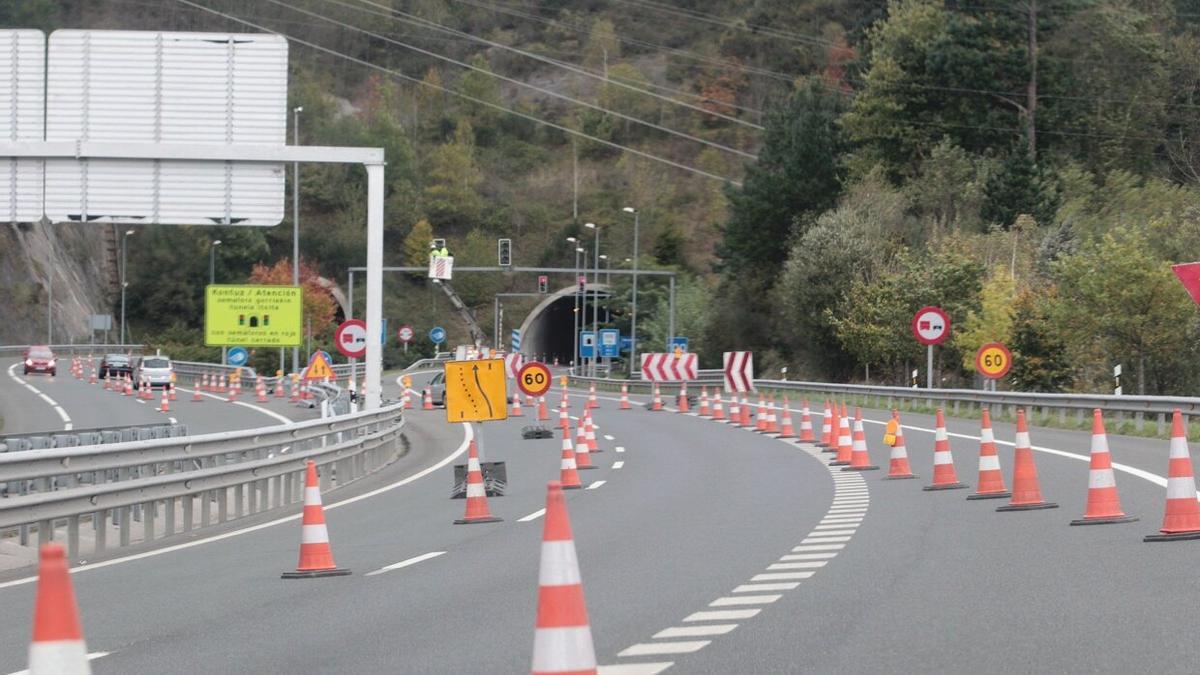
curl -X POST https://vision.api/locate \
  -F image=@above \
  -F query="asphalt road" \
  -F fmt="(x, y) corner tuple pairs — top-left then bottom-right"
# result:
(0, 378), (1196, 673)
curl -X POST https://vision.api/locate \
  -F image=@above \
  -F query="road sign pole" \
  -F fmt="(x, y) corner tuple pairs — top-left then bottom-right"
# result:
(927, 344), (933, 389)
(364, 163), (384, 410)
(668, 275), (675, 348)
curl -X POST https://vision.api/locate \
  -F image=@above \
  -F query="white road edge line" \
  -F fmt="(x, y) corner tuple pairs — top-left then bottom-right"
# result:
(7, 363), (72, 431)
(619, 641), (710, 657)
(586, 480), (606, 490)
(518, 508), (547, 522)
(176, 386), (292, 425)
(0, 421), (474, 591)
(596, 663), (674, 675)
(365, 551), (446, 577)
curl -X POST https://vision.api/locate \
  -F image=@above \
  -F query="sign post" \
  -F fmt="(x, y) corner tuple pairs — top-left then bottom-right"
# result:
(911, 306), (951, 389)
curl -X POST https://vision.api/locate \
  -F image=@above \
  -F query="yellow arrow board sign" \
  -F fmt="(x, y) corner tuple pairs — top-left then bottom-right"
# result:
(205, 285), (303, 347)
(445, 359), (509, 423)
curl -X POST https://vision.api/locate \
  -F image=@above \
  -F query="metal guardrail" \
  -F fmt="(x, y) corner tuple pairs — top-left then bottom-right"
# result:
(173, 360), (364, 383)
(0, 403), (405, 559)
(567, 374), (1200, 434)
(1, 422), (189, 453)
(0, 344), (144, 357)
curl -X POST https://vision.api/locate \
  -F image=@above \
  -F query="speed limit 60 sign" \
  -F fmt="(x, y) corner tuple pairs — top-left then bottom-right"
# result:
(517, 361), (552, 398)
(975, 342), (1013, 379)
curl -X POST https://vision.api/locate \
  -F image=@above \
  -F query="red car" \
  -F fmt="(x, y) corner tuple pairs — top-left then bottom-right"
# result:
(23, 345), (57, 376)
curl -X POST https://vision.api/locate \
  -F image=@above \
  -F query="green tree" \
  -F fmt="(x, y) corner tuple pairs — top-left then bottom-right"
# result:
(582, 18), (620, 73)
(1008, 287), (1072, 392)
(403, 219), (435, 268)
(0, 0), (56, 31)
(457, 55), (502, 135)
(953, 269), (1015, 372)
(421, 120), (484, 229)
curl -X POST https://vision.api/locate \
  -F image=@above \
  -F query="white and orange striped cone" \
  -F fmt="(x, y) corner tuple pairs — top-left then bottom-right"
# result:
(712, 391), (725, 420)
(586, 383), (598, 410)
(766, 394), (779, 433)
(819, 401), (833, 450)
(1071, 409), (1136, 525)
(677, 384), (689, 413)
(275, 377), (285, 398)
(455, 440), (502, 524)
(531, 481), (597, 675)
(966, 409), (1009, 500)
(726, 394), (738, 423)
(511, 393), (524, 417)
(255, 377), (267, 403)
(884, 413), (917, 480)
(650, 384), (663, 411)
(87, 367), (96, 385)
(799, 399), (815, 442)
(830, 404), (853, 466)
(168, 383), (177, 401)
(28, 543), (90, 675)
(924, 409), (968, 491)
(824, 403), (839, 456)
(122, 375), (132, 397)
(574, 420), (596, 470)
(778, 396), (796, 438)
(740, 395), (753, 427)
(400, 390), (411, 410)
(226, 379), (238, 403)
(423, 387), (434, 410)
(755, 395), (768, 431)
(698, 387), (711, 416)
(281, 461), (350, 578)
(559, 428), (584, 489)
(538, 396), (550, 421)
(618, 384), (631, 411)
(842, 409), (879, 471)
(1146, 409), (1200, 540)
(191, 378), (203, 402)
(218, 374), (227, 394)
(201, 372), (209, 392)
(558, 402), (570, 430)
(102, 373), (110, 391)
(584, 412), (599, 453)
(159, 387), (170, 413)
(996, 409), (1057, 511)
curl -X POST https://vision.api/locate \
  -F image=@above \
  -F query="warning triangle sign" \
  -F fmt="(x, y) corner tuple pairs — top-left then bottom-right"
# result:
(1173, 262), (1200, 307)
(304, 351), (335, 381)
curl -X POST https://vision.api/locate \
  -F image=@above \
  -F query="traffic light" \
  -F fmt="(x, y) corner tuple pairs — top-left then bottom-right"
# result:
(498, 238), (512, 267)
(537, 275), (548, 294)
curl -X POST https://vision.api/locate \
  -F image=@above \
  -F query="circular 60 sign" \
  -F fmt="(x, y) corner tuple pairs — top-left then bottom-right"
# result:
(516, 361), (552, 398)
(975, 342), (1013, 379)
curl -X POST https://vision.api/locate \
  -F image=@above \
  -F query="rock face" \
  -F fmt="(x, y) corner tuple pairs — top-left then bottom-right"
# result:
(0, 221), (114, 345)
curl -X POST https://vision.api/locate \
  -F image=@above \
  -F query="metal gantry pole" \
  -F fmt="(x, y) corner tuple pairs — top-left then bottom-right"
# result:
(668, 274), (675, 347)
(625, 208), (640, 376)
(291, 106), (303, 375)
(120, 230), (130, 345)
(364, 162), (385, 410)
(592, 227), (600, 377)
(46, 222), (53, 344)
(573, 247), (581, 372)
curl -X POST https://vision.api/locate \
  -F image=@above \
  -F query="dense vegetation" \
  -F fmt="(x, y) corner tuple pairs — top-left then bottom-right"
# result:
(8, 0), (1200, 394)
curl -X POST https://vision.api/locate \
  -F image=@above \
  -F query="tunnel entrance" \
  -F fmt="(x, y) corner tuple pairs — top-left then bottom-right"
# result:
(517, 284), (611, 364)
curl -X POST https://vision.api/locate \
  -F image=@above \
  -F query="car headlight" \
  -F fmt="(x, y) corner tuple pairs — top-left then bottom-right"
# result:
(25, 359), (33, 366)
(47, 359), (56, 366)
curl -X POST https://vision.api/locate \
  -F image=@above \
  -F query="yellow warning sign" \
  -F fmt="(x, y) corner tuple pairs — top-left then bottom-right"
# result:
(883, 418), (899, 447)
(445, 359), (508, 423)
(205, 285), (303, 347)
(304, 352), (335, 381)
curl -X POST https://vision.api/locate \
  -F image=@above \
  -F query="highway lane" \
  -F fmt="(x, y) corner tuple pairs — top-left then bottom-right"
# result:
(2, 378), (1198, 673)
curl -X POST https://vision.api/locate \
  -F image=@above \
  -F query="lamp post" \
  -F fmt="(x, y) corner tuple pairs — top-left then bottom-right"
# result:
(584, 222), (599, 377)
(568, 237), (580, 370)
(120, 229), (135, 345)
(209, 239), (222, 286)
(292, 105), (303, 374)
(622, 207), (639, 376)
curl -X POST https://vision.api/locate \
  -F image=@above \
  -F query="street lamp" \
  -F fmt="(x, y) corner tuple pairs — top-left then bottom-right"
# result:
(584, 222), (600, 376)
(209, 239), (222, 285)
(569, 238), (581, 370)
(622, 207), (640, 376)
(292, 105), (303, 374)
(120, 229), (136, 345)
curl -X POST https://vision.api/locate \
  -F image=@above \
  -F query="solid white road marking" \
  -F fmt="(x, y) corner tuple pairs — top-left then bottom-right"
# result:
(365, 551), (446, 577)
(732, 582), (799, 592)
(619, 642), (711, 657)
(653, 625), (738, 639)
(800, 536), (852, 544)
(612, 461), (625, 469)
(0, 421), (474, 591)
(604, 434), (615, 441)
(168, 417), (178, 424)
(709, 595), (781, 606)
(518, 508), (547, 522)
(587, 480), (606, 490)
(6, 364), (73, 430)
(768, 561), (827, 570)
(684, 609), (760, 622)
(615, 446), (625, 453)
(176, 386), (292, 424)
(5, 651), (111, 675)
(779, 553), (837, 561)
(751, 572), (814, 581)
(596, 663), (674, 675)
(792, 544), (845, 552)
(806, 528), (856, 536)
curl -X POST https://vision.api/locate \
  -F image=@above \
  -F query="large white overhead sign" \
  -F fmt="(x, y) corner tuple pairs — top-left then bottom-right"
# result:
(43, 30), (287, 226)
(0, 30), (45, 223)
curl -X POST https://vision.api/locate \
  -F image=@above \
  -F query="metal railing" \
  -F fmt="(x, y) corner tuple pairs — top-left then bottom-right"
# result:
(1, 422), (189, 453)
(173, 360), (364, 383)
(0, 403), (405, 559)
(568, 374), (1200, 435)
(0, 344), (144, 357)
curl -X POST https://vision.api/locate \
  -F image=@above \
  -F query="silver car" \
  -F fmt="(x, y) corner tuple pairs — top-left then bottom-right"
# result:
(136, 355), (174, 388)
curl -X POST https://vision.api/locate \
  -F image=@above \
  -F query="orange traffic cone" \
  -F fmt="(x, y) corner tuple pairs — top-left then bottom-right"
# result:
(712, 391), (725, 420)
(799, 399), (815, 443)
(531, 481), (597, 675)
(650, 384), (663, 411)
(618, 384), (631, 411)
(884, 412), (917, 479)
(275, 377), (285, 398)
(511, 393), (524, 417)
(1071, 409), (1136, 525)
(226, 379), (238, 403)
(822, 403), (838, 455)
(830, 404), (853, 466)
(538, 396), (549, 421)
(923, 409), (968, 491)
(739, 395), (752, 427)
(574, 420), (596, 470)
(699, 387), (710, 417)
(778, 396), (796, 438)
(455, 440), (502, 524)
(1145, 409), (1200, 540)
(255, 377), (268, 403)
(677, 384), (689, 413)
(159, 387), (170, 413)
(819, 401), (833, 449)
(282, 461), (351, 577)
(726, 395), (739, 424)
(767, 395), (780, 433)
(88, 367), (96, 385)
(423, 387), (434, 410)
(755, 395), (768, 431)
(559, 428), (584, 489)
(996, 409), (1057, 511)
(192, 378), (203, 402)
(558, 402), (570, 430)
(584, 412), (599, 453)
(967, 409), (1009, 500)
(28, 543), (90, 674)
(842, 408), (879, 471)
(586, 383), (598, 410)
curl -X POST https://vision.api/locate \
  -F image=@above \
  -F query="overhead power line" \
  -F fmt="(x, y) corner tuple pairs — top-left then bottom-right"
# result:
(605, 0), (839, 48)
(171, 0), (743, 186)
(271, 0), (756, 159)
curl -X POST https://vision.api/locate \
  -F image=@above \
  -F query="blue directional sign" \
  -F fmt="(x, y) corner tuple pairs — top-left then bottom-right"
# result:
(429, 326), (447, 344)
(668, 336), (689, 352)
(226, 346), (248, 366)
(620, 337), (633, 352)
(579, 331), (596, 359)
(599, 328), (620, 358)
(380, 318), (388, 346)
